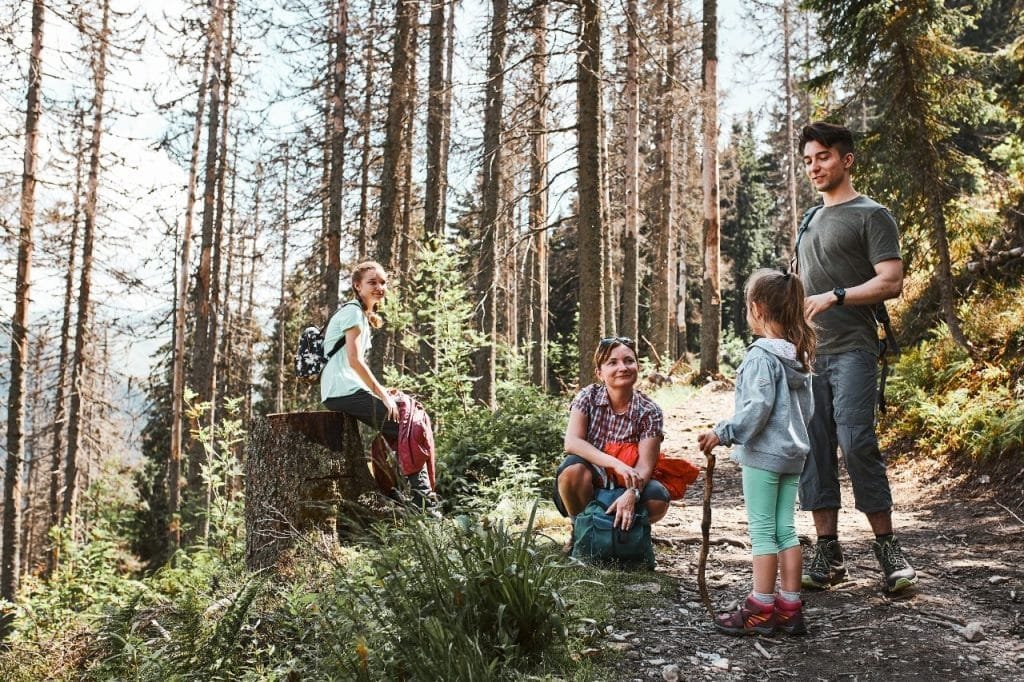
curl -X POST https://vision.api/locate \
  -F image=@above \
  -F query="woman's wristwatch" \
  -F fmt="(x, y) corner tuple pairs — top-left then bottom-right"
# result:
(629, 487), (641, 502)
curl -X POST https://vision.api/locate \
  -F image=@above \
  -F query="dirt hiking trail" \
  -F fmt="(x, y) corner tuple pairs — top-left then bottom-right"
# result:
(599, 383), (1024, 681)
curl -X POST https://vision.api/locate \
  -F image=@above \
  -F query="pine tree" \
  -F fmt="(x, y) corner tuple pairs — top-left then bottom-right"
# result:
(720, 121), (777, 338)
(802, 0), (987, 349)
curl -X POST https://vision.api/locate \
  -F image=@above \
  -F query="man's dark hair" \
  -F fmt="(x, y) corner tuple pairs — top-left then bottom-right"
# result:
(799, 121), (855, 157)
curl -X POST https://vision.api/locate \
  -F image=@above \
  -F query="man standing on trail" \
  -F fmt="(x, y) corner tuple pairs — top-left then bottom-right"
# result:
(794, 121), (918, 594)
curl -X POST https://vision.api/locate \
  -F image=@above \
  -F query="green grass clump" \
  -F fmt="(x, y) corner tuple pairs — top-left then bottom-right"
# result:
(61, 509), (610, 681)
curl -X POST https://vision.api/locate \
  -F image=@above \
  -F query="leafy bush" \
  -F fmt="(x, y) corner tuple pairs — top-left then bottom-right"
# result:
(883, 320), (1024, 462)
(436, 381), (568, 510)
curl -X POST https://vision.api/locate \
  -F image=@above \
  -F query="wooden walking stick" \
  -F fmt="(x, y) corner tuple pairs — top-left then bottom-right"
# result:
(697, 450), (716, 618)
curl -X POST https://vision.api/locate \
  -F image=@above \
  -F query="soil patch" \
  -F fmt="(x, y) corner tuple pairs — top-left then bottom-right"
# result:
(595, 384), (1024, 681)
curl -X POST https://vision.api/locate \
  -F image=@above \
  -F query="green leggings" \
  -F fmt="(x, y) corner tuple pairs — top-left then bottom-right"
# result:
(741, 465), (800, 556)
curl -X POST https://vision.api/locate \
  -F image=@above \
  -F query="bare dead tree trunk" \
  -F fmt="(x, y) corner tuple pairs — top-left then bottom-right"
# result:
(275, 152), (290, 413)
(243, 172), (261, 426)
(62, 0), (110, 537)
(530, 0), (549, 390)
(325, 0), (349, 311)
(2, 0), (44, 636)
(600, 91), (615, 335)
(186, 0), (226, 539)
(216, 145), (239, 408)
(577, 0), (606, 383)
(356, 0), (377, 260)
(168, 19), (214, 553)
(22, 343), (45, 575)
(424, 0), (449, 238)
(472, 0), (507, 408)
(621, 0), (640, 343)
(650, 0), (676, 364)
(375, 0), (419, 274)
(46, 104), (85, 578)
(699, 0), (721, 376)
(209, 0), (235, 422)
(782, 0), (798, 257)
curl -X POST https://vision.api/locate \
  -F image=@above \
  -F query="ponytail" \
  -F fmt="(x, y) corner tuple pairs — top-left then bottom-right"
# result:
(745, 269), (817, 371)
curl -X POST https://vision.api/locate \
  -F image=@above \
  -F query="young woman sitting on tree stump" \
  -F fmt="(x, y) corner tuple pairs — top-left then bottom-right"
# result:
(320, 261), (436, 508)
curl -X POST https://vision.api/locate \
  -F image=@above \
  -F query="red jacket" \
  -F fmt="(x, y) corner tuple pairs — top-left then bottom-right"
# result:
(393, 392), (436, 488)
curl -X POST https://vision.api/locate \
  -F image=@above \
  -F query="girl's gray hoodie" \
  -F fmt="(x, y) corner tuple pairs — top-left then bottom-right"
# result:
(712, 339), (814, 475)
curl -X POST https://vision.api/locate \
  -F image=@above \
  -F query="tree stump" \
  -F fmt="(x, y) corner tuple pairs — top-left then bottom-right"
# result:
(245, 411), (377, 571)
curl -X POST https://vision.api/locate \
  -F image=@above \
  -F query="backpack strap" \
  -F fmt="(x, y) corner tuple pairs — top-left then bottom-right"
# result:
(791, 204), (901, 413)
(790, 203), (823, 275)
(325, 301), (363, 360)
(874, 304), (900, 414)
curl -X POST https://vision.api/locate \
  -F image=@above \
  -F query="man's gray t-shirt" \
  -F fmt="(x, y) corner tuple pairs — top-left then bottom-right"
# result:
(797, 195), (901, 356)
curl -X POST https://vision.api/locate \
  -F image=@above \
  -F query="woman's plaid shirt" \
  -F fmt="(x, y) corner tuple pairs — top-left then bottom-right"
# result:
(569, 383), (664, 451)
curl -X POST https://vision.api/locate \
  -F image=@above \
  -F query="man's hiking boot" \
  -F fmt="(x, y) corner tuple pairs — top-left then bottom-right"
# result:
(802, 538), (847, 590)
(872, 535), (918, 593)
(714, 595), (776, 636)
(774, 594), (807, 635)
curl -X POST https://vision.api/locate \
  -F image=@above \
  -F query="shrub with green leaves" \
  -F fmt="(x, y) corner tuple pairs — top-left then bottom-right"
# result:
(883, 321), (1024, 462)
(436, 381), (568, 510)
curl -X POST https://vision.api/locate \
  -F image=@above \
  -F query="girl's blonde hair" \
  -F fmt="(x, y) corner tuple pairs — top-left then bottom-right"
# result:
(744, 269), (816, 371)
(351, 260), (385, 329)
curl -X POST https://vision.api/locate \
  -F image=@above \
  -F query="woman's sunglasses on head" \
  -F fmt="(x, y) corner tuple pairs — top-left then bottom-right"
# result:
(599, 336), (636, 350)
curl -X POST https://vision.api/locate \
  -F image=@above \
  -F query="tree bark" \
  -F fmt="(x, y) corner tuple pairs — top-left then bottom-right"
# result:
(699, 0), (721, 376)
(577, 0), (607, 384)
(651, 0), (677, 364)
(782, 0), (798, 257)
(275, 152), (291, 413)
(62, 0), (110, 537)
(46, 105), (85, 578)
(530, 0), (549, 390)
(210, 0), (235, 423)
(356, 0), (377, 259)
(168, 17), (214, 552)
(621, 0), (640, 343)
(472, 0), (508, 408)
(325, 0), (349, 311)
(186, 0), (226, 538)
(375, 0), (419, 274)
(424, 0), (449, 238)
(930, 193), (970, 348)
(2, 0), (44, 639)
(244, 412), (375, 571)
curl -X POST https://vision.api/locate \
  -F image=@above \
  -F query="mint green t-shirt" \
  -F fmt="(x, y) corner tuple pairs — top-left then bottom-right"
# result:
(320, 300), (373, 401)
(797, 195), (901, 356)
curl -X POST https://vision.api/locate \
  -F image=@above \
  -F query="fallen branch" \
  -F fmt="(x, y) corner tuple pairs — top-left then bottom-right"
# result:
(698, 453), (716, 619)
(658, 535), (746, 549)
(995, 500), (1024, 526)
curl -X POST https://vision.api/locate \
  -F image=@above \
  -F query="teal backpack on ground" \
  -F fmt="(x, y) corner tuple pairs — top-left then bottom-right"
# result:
(571, 487), (655, 570)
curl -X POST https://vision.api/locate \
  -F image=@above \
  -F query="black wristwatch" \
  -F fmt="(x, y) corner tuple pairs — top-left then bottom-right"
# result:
(833, 287), (846, 306)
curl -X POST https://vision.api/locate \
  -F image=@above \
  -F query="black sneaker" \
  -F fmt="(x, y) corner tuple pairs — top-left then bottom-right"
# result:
(802, 539), (847, 590)
(872, 535), (918, 593)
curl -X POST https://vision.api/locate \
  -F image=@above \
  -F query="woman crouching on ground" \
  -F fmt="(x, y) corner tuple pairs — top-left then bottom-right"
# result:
(554, 336), (670, 545)
(321, 260), (434, 506)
